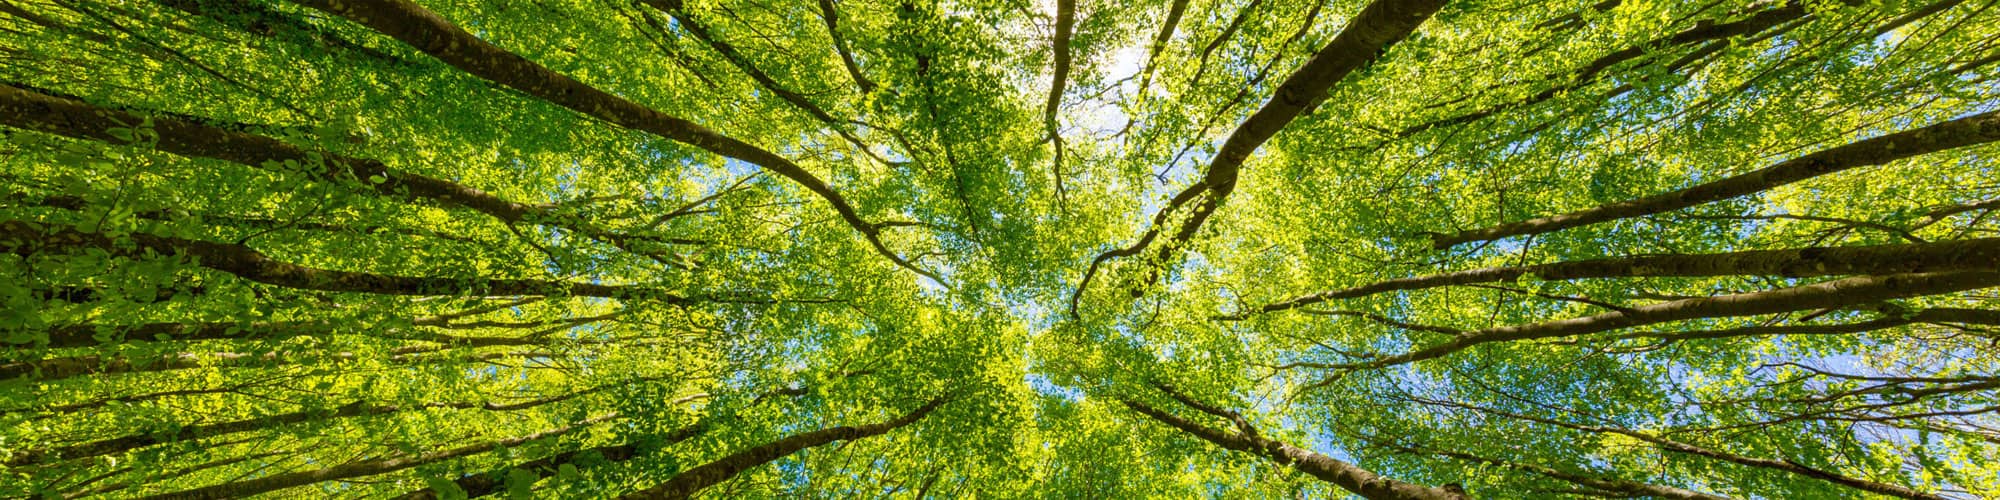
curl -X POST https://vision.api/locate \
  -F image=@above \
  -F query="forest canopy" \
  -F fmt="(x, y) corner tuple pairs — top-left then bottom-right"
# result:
(2, 0), (1998, 497)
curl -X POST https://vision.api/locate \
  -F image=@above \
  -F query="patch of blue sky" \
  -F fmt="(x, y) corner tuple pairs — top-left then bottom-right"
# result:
(1024, 372), (1084, 401)
(1071, 44), (1148, 137)
(774, 457), (811, 489)
(722, 157), (757, 179)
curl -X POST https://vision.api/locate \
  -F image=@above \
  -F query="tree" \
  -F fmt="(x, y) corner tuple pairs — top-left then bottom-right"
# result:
(1, 0), (1995, 497)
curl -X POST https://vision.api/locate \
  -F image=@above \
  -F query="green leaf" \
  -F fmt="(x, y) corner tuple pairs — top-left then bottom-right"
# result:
(425, 477), (469, 500)
(505, 468), (538, 499)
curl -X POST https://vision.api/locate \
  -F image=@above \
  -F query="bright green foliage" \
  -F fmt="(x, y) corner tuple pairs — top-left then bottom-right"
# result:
(1, 0), (1996, 498)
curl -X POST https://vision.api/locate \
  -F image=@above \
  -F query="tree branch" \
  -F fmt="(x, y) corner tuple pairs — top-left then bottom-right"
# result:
(1430, 110), (2000, 249)
(618, 396), (947, 498)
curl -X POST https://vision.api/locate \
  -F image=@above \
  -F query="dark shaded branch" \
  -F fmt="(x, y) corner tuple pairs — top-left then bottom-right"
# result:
(1121, 397), (1467, 500)
(1135, 0), (1191, 95)
(49, 0), (316, 118)
(1233, 237), (2000, 319)
(12, 192), (493, 248)
(401, 443), (642, 499)
(815, 0), (875, 94)
(1044, 0), (1075, 205)
(4, 379), (643, 466)
(0, 348), (558, 382)
(618, 396), (947, 499)
(155, 0), (415, 68)
(1416, 399), (1943, 499)
(395, 420), (705, 500)
(62, 450), (294, 498)
(3, 219), (666, 300)
(1598, 307), (2000, 345)
(1298, 309), (1464, 335)
(0, 83), (737, 270)
(20, 384), (242, 414)
(1430, 110), (2000, 249)
(138, 414), (617, 500)
(1407, 1), (1809, 136)
(1915, 197), (2000, 229)
(1184, 0), (1267, 88)
(1316, 271), (2000, 371)
(641, 0), (881, 163)
(1681, 213), (1925, 243)
(1368, 439), (1731, 500)
(31, 320), (329, 348)
(0, 83), (545, 222)
(1534, 0), (1620, 31)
